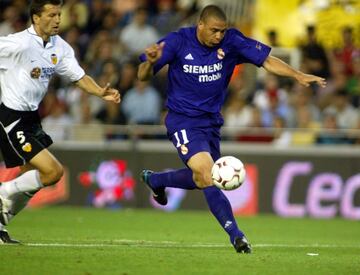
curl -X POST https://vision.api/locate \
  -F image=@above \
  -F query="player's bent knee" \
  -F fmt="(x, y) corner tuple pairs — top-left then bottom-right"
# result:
(192, 170), (213, 189)
(53, 165), (64, 181)
(40, 165), (64, 186)
(50, 165), (64, 184)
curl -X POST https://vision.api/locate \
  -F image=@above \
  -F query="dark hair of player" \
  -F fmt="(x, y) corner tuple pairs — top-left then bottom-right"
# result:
(30, 0), (63, 24)
(199, 5), (227, 23)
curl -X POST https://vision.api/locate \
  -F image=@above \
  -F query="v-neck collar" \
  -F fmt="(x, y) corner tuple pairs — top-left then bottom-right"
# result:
(27, 25), (55, 49)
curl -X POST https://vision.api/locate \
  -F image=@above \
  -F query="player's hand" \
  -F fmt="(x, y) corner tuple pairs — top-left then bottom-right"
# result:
(101, 83), (121, 103)
(296, 73), (327, 88)
(145, 42), (165, 65)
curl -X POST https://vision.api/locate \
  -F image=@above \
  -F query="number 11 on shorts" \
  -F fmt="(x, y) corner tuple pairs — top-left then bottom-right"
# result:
(173, 129), (189, 147)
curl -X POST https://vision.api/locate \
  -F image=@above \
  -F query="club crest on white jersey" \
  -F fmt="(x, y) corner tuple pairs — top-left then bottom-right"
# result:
(51, 53), (58, 65)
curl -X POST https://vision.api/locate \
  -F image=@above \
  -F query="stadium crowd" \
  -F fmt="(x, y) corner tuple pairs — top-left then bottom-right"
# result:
(0, 0), (359, 145)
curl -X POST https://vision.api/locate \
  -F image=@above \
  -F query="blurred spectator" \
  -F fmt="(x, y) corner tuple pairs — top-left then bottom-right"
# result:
(253, 74), (288, 111)
(345, 54), (360, 107)
(10, 0), (28, 15)
(39, 88), (59, 119)
(316, 109), (352, 145)
(0, 0), (11, 11)
(316, 58), (347, 109)
(70, 94), (106, 141)
(88, 39), (119, 77)
(80, 95), (99, 124)
(176, 0), (199, 22)
(272, 116), (292, 147)
(324, 89), (359, 129)
(118, 60), (138, 97)
(261, 93), (291, 129)
(295, 105), (320, 129)
(350, 120), (360, 145)
(267, 29), (280, 47)
(236, 106), (274, 143)
(85, 30), (112, 64)
(101, 10), (122, 38)
(121, 80), (161, 124)
(227, 71), (251, 105)
(60, 0), (89, 32)
(41, 92), (74, 141)
(62, 26), (87, 61)
(0, 2), (27, 34)
(153, 0), (182, 36)
(119, 7), (159, 57)
(111, 0), (139, 22)
(95, 101), (124, 125)
(248, 106), (264, 128)
(332, 26), (359, 77)
(289, 86), (320, 127)
(291, 106), (320, 146)
(59, 86), (89, 124)
(0, 5), (19, 36)
(253, 74), (291, 127)
(42, 102), (74, 141)
(85, 0), (108, 35)
(300, 25), (330, 79)
(95, 73), (124, 125)
(100, 59), (121, 87)
(223, 93), (252, 128)
(152, 66), (169, 102)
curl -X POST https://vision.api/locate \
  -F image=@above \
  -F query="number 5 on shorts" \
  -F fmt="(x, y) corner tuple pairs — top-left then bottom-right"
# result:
(16, 131), (26, 144)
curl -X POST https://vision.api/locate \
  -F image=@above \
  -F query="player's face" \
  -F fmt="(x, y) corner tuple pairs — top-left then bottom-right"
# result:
(33, 4), (61, 41)
(197, 17), (227, 47)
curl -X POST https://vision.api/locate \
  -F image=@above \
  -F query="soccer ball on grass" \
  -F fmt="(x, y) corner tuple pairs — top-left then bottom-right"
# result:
(211, 156), (246, 190)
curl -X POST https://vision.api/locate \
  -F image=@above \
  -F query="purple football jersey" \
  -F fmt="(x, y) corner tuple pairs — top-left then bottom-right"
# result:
(140, 27), (271, 118)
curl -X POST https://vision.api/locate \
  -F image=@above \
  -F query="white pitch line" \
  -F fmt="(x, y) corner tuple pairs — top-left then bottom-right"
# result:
(253, 244), (360, 248)
(23, 240), (360, 249)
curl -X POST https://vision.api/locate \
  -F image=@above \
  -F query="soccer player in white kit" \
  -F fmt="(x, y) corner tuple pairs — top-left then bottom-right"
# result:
(0, 0), (120, 243)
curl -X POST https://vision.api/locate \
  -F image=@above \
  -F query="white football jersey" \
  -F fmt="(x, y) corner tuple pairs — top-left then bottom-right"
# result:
(0, 25), (85, 111)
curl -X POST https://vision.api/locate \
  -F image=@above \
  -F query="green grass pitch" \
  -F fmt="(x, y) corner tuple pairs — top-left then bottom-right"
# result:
(1, 207), (359, 274)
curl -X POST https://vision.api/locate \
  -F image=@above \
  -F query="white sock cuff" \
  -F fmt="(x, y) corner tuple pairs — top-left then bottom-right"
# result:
(33, 170), (43, 188)
(15, 170), (43, 190)
(1, 170), (43, 197)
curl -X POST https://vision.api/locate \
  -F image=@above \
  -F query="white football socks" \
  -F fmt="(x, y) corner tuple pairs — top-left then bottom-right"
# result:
(0, 188), (37, 228)
(9, 192), (34, 215)
(0, 170), (43, 198)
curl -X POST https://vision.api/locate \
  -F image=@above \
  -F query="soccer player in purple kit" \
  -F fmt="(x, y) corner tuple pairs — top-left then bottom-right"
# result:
(138, 5), (326, 253)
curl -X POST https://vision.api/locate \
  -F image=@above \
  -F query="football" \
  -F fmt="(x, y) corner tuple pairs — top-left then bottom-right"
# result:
(211, 156), (246, 190)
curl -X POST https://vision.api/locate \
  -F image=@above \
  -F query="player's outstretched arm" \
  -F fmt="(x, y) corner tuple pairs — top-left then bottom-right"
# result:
(75, 75), (121, 103)
(262, 55), (326, 88)
(138, 42), (165, 81)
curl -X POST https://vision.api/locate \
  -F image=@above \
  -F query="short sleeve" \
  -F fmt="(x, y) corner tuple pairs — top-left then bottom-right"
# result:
(55, 39), (85, 82)
(0, 34), (22, 69)
(230, 29), (271, 67)
(139, 31), (182, 74)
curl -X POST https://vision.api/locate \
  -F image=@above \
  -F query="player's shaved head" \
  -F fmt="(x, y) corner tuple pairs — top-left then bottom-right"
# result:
(197, 5), (227, 47)
(199, 5), (227, 23)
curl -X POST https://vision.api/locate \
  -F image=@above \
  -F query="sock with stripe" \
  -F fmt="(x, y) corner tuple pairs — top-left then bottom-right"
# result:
(0, 170), (43, 198)
(203, 185), (244, 243)
(149, 168), (197, 190)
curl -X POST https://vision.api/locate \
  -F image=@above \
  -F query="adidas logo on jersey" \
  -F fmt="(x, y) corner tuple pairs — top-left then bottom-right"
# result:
(185, 53), (194, 60)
